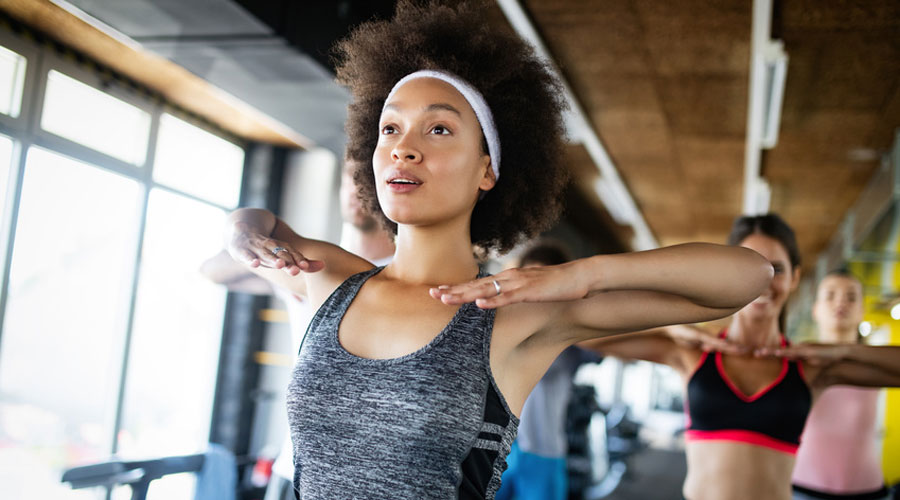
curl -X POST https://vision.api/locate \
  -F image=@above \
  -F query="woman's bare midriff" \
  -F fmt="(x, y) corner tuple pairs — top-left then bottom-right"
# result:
(683, 440), (795, 500)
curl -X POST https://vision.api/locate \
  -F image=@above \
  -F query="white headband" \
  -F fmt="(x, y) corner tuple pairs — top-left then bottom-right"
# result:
(384, 70), (501, 182)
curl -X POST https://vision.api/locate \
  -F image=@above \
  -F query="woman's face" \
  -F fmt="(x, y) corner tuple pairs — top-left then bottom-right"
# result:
(812, 275), (864, 341)
(373, 77), (494, 229)
(737, 233), (800, 324)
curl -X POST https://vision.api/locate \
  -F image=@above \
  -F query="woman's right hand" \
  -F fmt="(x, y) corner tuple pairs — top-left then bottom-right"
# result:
(226, 222), (324, 275)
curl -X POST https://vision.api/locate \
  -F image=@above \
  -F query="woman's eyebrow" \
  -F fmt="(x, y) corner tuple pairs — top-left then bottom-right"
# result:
(425, 103), (461, 116)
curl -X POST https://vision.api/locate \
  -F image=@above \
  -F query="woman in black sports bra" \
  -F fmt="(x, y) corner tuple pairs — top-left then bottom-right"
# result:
(581, 214), (900, 500)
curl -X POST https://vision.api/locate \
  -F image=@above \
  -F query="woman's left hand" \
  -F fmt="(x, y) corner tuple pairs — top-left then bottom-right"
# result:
(429, 263), (589, 309)
(754, 343), (850, 366)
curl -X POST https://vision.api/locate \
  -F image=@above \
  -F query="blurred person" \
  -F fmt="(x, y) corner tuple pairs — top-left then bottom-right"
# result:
(201, 160), (394, 500)
(496, 241), (600, 500)
(581, 214), (900, 500)
(791, 270), (892, 500)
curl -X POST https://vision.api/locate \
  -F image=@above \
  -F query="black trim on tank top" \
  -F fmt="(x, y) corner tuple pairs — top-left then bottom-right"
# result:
(458, 383), (513, 499)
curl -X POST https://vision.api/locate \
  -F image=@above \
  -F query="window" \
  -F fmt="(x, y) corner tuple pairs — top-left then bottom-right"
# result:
(0, 148), (142, 499)
(0, 45), (26, 118)
(0, 32), (245, 500)
(41, 70), (151, 166)
(0, 134), (16, 227)
(153, 113), (244, 207)
(116, 190), (229, 500)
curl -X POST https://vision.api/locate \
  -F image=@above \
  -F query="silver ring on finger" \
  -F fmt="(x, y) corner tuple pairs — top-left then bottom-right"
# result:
(492, 279), (502, 296)
(272, 246), (288, 255)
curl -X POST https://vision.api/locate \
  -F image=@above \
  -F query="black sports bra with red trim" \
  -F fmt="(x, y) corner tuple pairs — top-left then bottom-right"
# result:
(684, 330), (812, 454)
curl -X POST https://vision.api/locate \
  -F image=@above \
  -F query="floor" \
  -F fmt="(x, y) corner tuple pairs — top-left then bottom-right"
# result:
(602, 448), (687, 500)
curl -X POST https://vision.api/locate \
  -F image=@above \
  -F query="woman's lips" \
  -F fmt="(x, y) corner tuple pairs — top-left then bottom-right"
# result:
(387, 180), (422, 193)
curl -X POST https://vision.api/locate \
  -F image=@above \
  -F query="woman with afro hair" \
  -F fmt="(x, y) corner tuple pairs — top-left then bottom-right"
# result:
(224, 1), (772, 498)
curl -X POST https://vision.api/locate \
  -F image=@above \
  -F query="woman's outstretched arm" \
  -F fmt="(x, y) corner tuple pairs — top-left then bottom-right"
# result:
(578, 325), (748, 374)
(757, 344), (900, 388)
(224, 207), (370, 303)
(431, 243), (773, 341)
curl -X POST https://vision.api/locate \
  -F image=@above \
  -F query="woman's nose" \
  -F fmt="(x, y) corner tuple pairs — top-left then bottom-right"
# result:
(391, 136), (422, 163)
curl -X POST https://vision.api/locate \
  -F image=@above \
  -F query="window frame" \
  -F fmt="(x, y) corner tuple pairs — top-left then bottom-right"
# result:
(0, 22), (248, 484)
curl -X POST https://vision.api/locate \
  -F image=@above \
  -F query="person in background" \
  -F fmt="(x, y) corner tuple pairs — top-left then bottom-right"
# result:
(496, 241), (600, 500)
(201, 160), (394, 500)
(580, 214), (900, 500)
(792, 270), (893, 500)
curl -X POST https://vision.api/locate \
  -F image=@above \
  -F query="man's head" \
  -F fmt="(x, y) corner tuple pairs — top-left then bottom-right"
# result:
(339, 158), (379, 232)
(518, 241), (572, 268)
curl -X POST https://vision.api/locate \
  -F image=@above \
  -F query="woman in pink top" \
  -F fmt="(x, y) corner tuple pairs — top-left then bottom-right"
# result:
(792, 270), (891, 500)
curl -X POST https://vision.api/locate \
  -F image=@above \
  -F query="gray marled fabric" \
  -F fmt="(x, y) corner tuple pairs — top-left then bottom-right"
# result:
(287, 266), (519, 499)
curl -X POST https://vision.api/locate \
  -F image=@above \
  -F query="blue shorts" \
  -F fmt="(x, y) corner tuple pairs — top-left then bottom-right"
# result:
(495, 442), (567, 500)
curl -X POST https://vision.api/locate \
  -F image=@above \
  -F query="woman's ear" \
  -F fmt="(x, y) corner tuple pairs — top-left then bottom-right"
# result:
(479, 155), (496, 191)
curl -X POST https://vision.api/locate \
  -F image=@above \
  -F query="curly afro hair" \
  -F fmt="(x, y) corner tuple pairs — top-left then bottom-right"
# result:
(334, 0), (569, 254)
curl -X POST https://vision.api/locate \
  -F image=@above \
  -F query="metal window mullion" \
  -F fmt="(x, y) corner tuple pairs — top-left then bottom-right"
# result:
(107, 179), (150, 456)
(150, 181), (233, 213)
(0, 136), (32, 366)
(30, 131), (143, 178)
(0, 38), (45, 372)
(108, 100), (161, 458)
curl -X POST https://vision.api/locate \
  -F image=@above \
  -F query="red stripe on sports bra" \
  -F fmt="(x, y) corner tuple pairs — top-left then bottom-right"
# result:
(714, 329), (790, 403)
(715, 352), (788, 402)
(684, 429), (798, 455)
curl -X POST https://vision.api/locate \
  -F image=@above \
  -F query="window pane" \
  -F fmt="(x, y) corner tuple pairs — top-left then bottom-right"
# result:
(0, 45), (26, 118)
(0, 147), (142, 499)
(117, 189), (227, 499)
(41, 70), (151, 165)
(153, 113), (244, 207)
(0, 134), (15, 230)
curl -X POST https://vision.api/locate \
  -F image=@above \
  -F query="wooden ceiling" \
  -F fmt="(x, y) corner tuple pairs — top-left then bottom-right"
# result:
(517, 0), (900, 268)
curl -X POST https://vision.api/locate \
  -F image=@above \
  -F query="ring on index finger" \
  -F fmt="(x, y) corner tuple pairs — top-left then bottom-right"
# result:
(272, 246), (288, 255)
(492, 279), (502, 296)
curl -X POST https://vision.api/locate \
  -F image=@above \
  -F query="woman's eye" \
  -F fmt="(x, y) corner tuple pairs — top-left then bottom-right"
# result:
(772, 265), (784, 274)
(431, 125), (450, 135)
(381, 125), (397, 134)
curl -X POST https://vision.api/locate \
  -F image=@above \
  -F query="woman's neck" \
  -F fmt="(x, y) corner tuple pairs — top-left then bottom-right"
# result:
(728, 312), (782, 348)
(339, 222), (396, 263)
(817, 326), (858, 344)
(383, 218), (480, 285)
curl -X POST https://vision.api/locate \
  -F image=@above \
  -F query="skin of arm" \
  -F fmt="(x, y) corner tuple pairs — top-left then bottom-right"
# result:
(578, 325), (747, 374)
(224, 208), (372, 306)
(433, 243), (774, 345)
(199, 249), (274, 295)
(578, 330), (682, 367)
(757, 344), (900, 388)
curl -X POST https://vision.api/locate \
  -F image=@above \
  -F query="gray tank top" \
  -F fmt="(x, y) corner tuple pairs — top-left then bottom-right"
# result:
(286, 266), (519, 499)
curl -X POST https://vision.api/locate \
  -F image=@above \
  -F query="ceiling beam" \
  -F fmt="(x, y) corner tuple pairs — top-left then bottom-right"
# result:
(0, 0), (314, 148)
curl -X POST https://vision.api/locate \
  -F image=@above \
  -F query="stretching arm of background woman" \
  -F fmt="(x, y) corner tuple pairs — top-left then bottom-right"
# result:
(758, 344), (900, 387)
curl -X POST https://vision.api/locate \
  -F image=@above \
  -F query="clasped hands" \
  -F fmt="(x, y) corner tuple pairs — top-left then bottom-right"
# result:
(667, 324), (847, 364)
